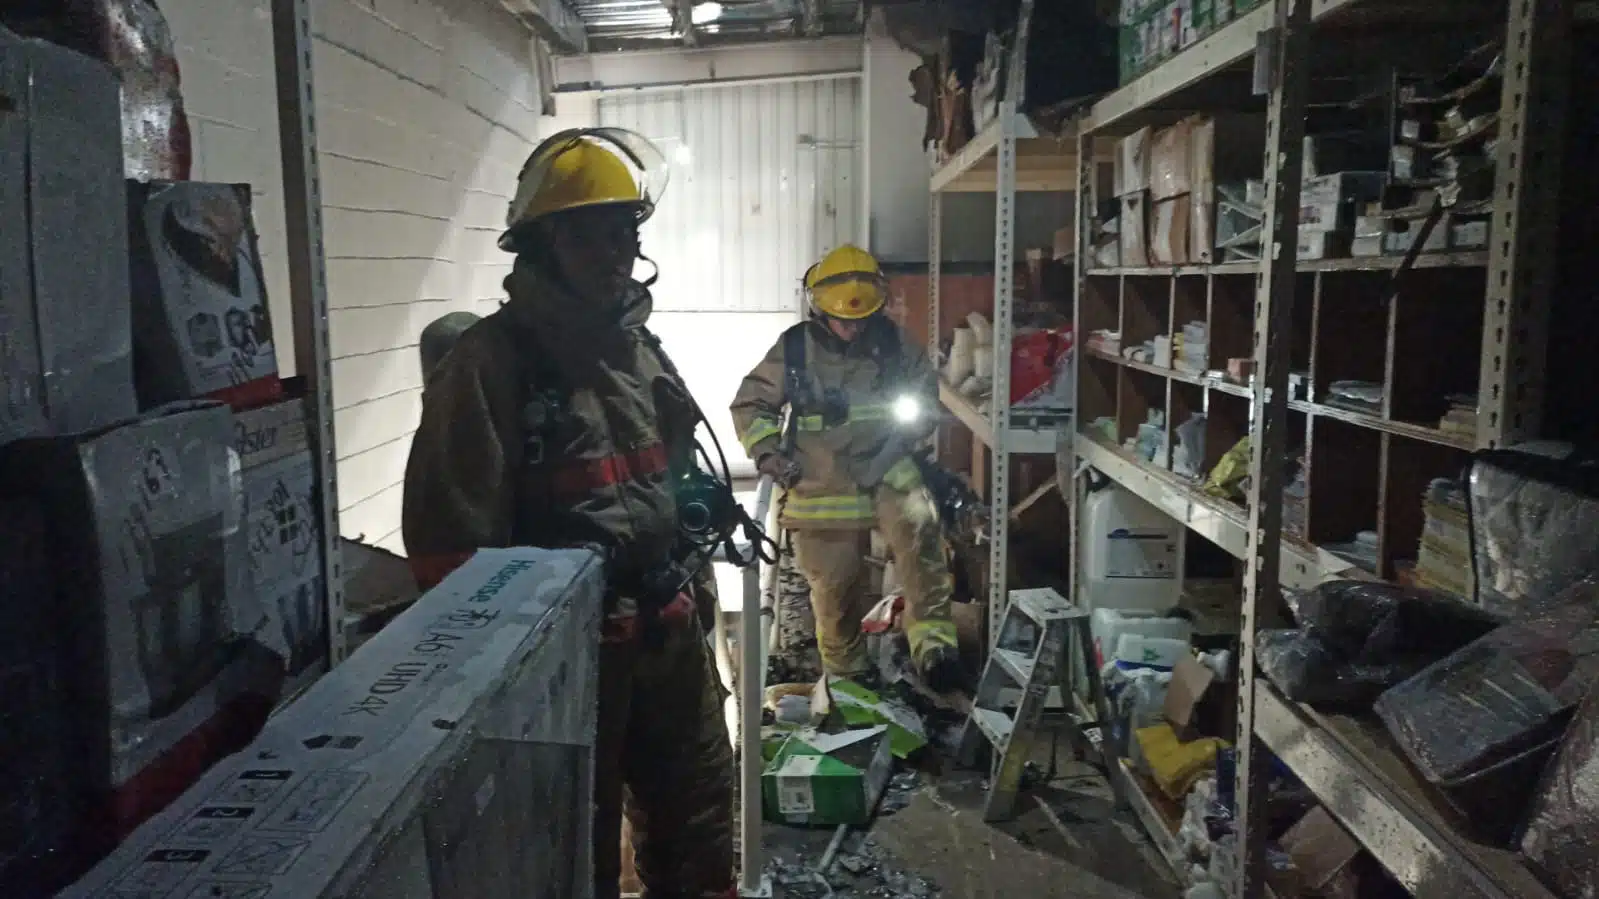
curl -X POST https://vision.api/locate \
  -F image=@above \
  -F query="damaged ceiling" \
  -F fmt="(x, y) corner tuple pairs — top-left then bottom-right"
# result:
(501, 0), (1012, 57)
(510, 0), (865, 53)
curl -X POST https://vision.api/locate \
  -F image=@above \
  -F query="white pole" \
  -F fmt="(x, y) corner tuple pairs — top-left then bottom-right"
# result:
(739, 473), (777, 896)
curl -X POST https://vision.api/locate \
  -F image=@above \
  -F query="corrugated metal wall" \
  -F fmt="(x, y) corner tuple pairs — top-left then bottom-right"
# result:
(597, 77), (864, 477)
(598, 77), (864, 314)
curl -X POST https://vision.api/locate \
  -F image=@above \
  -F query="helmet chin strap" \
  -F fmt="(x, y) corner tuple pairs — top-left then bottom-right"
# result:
(636, 249), (660, 289)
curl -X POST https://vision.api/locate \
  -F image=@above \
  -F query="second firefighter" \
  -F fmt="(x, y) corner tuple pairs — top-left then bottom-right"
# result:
(731, 245), (963, 693)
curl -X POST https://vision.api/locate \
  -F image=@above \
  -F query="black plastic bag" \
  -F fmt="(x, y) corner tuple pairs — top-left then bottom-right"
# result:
(1288, 579), (1502, 658)
(1256, 580), (1503, 707)
(1468, 448), (1599, 620)
(1375, 580), (1599, 784)
(1521, 680), (1599, 899)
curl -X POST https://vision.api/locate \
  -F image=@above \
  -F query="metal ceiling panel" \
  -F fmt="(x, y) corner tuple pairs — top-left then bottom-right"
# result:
(599, 76), (863, 314)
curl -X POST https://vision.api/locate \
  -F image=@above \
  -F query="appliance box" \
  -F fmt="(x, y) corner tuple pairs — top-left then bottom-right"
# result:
(236, 399), (327, 676)
(64, 547), (605, 899)
(0, 401), (253, 795)
(128, 180), (283, 410)
(0, 28), (137, 446)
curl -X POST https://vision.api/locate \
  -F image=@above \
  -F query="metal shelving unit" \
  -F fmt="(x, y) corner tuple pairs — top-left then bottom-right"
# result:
(1067, 0), (1571, 896)
(927, 0), (1076, 641)
(271, 0), (346, 668)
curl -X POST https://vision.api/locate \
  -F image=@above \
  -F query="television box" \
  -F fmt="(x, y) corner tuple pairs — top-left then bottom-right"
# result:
(63, 547), (605, 899)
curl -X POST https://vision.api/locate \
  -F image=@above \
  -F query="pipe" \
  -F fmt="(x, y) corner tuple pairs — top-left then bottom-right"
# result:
(738, 472), (777, 895)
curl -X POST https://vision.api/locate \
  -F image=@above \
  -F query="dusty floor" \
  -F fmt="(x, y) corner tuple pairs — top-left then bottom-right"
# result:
(757, 728), (1181, 899)
(741, 546), (1180, 899)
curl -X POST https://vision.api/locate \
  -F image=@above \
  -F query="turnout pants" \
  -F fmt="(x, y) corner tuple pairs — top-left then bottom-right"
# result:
(790, 484), (957, 676)
(594, 616), (734, 899)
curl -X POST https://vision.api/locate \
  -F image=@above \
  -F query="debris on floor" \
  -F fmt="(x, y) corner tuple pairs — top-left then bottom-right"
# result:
(766, 833), (940, 898)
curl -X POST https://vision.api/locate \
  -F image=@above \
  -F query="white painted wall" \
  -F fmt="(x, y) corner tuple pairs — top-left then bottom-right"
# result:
(598, 77), (864, 475)
(164, 0), (545, 553)
(862, 12), (929, 263)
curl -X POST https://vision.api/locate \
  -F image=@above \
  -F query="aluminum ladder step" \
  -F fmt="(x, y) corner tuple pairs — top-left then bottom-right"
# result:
(958, 587), (1112, 822)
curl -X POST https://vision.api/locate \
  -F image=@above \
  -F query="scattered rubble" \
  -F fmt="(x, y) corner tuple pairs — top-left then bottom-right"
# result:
(767, 835), (942, 898)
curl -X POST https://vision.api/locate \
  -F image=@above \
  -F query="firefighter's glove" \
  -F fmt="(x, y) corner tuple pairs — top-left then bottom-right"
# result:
(758, 453), (803, 488)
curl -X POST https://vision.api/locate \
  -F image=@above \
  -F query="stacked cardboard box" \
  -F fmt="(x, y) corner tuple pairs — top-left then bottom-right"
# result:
(0, 404), (276, 837)
(1414, 478), (1474, 601)
(0, 28), (137, 447)
(1117, 0), (1263, 84)
(236, 399), (328, 685)
(1, 27), (325, 885)
(128, 181), (284, 411)
(1115, 127), (1152, 267)
(1297, 172), (1385, 260)
(1123, 116), (1264, 266)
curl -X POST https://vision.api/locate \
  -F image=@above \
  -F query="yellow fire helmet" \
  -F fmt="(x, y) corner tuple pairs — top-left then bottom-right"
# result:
(500, 127), (669, 251)
(803, 244), (888, 320)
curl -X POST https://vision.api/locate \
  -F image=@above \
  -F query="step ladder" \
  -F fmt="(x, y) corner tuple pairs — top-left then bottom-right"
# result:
(958, 587), (1111, 822)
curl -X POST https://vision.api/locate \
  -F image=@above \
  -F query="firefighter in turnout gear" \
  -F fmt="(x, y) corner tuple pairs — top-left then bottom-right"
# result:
(730, 245), (963, 693)
(401, 128), (735, 899)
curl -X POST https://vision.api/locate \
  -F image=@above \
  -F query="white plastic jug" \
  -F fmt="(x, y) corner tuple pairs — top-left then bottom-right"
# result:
(1091, 608), (1194, 669)
(1081, 485), (1184, 612)
(1113, 633), (1191, 671)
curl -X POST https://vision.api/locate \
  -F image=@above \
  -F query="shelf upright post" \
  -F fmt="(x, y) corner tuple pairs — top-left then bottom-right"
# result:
(270, 0), (347, 666)
(1235, 0), (1311, 895)
(1067, 122), (1093, 690)
(984, 0), (1033, 640)
(929, 164), (942, 390)
(1477, 0), (1570, 449)
(987, 103), (1017, 638)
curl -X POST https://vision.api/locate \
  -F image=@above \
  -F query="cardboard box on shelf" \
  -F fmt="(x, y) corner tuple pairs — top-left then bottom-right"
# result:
(1120, 192), (1152, 268)
(1189, 115), (1266, 262)
(1281, 806), (1362, 893)
(236, 399), (327, 677)
(762, 727), (894, 828)
(63, 547), (606, 899)
(1151, 195), (1192, 265)
(1116, 126), (1154, 197)
(0, 403), (264, 826)
(1299, 172), (1385, 233)
(128, 181), (284, 411)
(1451, 219), (1490, 249)
(1190, 193), (1216, 263)
(1053, 224), (1077, 261)
(1150, 120), (1193, 200)
(0, 29), (137, 447)
(1351, 236), (1384, 257)
(1297, 229), (1352, 261)
(1383, 220), (1449, 255)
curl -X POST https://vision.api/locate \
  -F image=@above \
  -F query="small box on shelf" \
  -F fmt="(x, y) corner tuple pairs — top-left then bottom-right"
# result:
(1116, 126), (1154, 197)
(1120, 192), (1152, 268)
(1300, 172), (1385, 233)
(1151, 195), (1191, 265)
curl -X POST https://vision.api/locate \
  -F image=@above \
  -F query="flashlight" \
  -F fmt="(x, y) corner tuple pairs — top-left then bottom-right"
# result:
(892, 394), (921, 425)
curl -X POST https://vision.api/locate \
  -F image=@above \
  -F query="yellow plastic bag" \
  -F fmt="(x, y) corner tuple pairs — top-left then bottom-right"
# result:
(1202, 435), (1252, 501)
(1136, 723), (1230, 801)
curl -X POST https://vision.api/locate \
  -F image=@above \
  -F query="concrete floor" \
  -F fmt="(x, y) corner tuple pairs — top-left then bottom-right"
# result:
(757, 726), (1182, 899)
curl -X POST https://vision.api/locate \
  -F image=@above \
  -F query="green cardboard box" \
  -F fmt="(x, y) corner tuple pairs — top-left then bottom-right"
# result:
(761, 726), (894, 828)
(812, 676), (928, 759)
